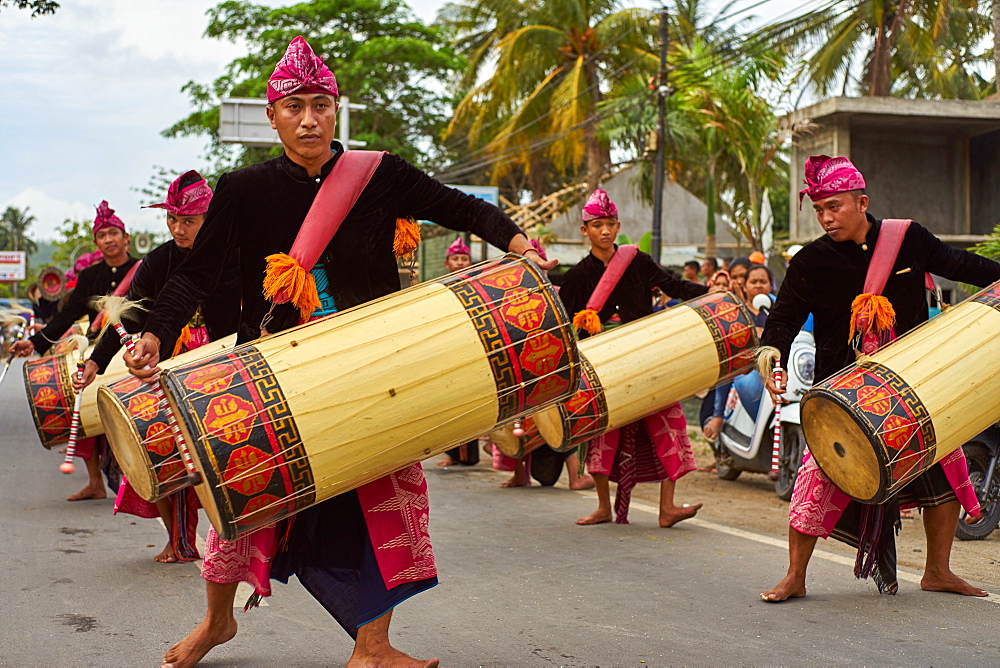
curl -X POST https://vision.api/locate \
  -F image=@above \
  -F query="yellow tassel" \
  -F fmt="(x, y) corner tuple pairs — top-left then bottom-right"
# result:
(573, 309), (602, 335)
(171, 326), (191, 357)
(262, 252), (321, 321)
(849, 293), (896, 341)
(394, 217), (420, 259)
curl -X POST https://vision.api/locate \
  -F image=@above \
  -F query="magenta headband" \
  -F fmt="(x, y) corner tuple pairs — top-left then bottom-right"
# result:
(93, 200), (125, 234)
(798, 155), (866, 207)
(145, 170), (213, 216)
(267, 36), (339, 103)
(446, 236), (471, 257)
(582, 188), (617, 222)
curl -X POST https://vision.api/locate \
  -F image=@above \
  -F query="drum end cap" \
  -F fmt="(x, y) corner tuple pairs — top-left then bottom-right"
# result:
(186, 472), (202, 486)
(59, 462), (75, 474)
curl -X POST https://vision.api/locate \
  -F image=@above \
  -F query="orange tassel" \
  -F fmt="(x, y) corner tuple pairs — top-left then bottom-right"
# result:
(393, 217), (420, 258)
(171, 326), (191, 357)
(262, 252), (321, 321)
(573, 309), (602, 335)
(849, 293), (896, 341)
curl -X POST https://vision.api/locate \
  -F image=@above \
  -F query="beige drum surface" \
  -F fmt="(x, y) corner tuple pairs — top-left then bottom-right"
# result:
(802, 282), (1000, 503)
(161, 255), (579, 539)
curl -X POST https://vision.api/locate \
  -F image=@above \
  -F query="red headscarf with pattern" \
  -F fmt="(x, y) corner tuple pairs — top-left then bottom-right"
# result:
(267, 36), (339, 103)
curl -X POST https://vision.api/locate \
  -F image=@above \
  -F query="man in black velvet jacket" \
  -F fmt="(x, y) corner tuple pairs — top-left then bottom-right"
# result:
(759, 155), (998, 603)
(129, 36), (550, 668)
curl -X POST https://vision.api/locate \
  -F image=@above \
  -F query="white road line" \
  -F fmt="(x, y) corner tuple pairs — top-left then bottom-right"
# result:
(621, 497), (997, 605)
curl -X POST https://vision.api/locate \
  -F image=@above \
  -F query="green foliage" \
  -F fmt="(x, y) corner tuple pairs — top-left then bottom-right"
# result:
(1, 207), (38, 255)
(0, 0), (58, 16)
(163, 0), (465, 174)
(49, 219), (94, 268)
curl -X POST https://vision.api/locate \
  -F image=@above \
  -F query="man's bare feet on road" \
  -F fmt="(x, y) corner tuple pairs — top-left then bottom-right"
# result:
(921, 571), (988, 597)
(347, 647), (439, 668)
(659, 503), (702, 527)
(569, 475), (595, 491)
(963, 511), (983, 525)
(155, 543), (178, 563)
(576, 508), (612, 525)
(760, 575), (807, 602)
(436, 456), (455, 467)
(499, 472), (528, 488)
(67, 485), (107, 501)
(161, 616), (238, 668)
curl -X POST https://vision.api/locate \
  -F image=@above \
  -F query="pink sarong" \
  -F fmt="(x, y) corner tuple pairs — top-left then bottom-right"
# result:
(789, 449), (981, 538)
(114, 478), (201, 561)
(586, 402), (696, 523)
(201, 464), (436, 597)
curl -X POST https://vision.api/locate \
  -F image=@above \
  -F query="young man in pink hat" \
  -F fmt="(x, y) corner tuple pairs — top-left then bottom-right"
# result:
(81, 171), (240, 564)
(126, 35), (549, 668)
(759, 155), (997, 602)
(560, 188), (706, 527)
(13, 201), (139, 502)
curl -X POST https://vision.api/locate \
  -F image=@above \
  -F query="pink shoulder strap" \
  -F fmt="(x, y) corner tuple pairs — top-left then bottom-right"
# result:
(864, 219), (911, 296)
(586, 244), (639, 312)
(287, 150), (386, 272)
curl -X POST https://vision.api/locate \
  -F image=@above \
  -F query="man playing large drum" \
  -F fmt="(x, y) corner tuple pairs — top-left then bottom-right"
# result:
(13, 202), (139, 502)
(760, 155), (998, 602)
(127, 35), (550, 668)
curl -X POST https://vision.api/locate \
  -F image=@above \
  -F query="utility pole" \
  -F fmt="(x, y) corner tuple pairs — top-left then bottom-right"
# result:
(650, 6), (669, 266)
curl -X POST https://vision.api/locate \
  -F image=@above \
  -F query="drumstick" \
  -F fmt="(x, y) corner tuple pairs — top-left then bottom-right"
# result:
(0, 313), (28, 388)
(95, 296), (202, 487)
(59, 362), (87, 474)
(770, 361), (783, 474)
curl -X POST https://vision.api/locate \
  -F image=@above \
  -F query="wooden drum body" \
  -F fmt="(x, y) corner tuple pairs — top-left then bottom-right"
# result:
(159, 255), (579, 540)
(489, 416), (550, 460)
(801, 282), (1000, 504)
(96, 335), (237, 502)
(537, 291), (759, 451)
(23, 348), (127, 449)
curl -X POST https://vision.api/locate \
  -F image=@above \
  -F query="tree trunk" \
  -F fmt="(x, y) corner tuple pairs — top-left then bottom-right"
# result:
(705, 169), (717, 260)
(994, 0), (1000, 91)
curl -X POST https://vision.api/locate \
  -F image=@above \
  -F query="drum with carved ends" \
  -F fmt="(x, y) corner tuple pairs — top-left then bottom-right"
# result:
(96, 334), (238, 502)
(488, 416), (550, 460)
(157, 254), (580, 540)
(535, 291), (759, 452)
(35, 265), (66, 303)
(801, 281), (1000, 505)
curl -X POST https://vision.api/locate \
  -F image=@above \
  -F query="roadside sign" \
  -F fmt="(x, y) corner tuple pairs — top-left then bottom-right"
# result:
(448, 185), (500, 207)
(0, 251), (26, 281)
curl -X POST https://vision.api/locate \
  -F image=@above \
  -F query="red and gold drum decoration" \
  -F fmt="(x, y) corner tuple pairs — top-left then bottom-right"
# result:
(802, 280), (1000, 504)
(156, 254), (580, 540)
(534, 290), (758, 450)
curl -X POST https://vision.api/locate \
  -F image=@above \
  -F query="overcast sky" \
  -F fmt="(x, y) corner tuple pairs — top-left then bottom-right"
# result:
(0, 0), (798, 242)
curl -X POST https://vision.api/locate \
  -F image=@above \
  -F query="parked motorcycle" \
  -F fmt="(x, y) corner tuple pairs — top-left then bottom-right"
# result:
(956, 424), (1000, 541)
(711, 297), (814, 500)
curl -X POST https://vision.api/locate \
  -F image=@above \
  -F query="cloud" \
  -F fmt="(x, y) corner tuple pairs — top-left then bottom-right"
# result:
(2, 187), (166, 242)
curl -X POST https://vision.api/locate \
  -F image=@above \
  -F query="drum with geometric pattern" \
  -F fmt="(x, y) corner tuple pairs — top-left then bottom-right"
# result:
(158, 254), (580, 539)
(802, 279), (1000, 504)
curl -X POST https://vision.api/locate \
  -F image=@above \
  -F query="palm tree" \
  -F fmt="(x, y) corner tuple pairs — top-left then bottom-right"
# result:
(0, 206), (38, 255)
(440, 0), (659, 191)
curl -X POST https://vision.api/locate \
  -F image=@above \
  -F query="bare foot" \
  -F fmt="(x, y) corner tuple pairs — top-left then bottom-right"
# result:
(921, 571), (988, 597)
(347, 646), (439, 667)
(436, 456), (455, 467)
(659, 503), (702, 528)
(155, 543), (178, 563)
(964, 511), (983, 525)
(900, 508), (914, 519)
(67, 485), (107, 501)
(499, 472), (529, 488)
(162, 616), (238, 668)
(569, 475), (595, 490)
(760, 574), (807, 602)
(576, 508), (612, 525)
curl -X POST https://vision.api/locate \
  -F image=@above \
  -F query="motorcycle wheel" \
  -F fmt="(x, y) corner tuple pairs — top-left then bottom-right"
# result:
(774, 424), (805, 501)
(714, 449), (742, 481)
(955, 443), (1000, 541)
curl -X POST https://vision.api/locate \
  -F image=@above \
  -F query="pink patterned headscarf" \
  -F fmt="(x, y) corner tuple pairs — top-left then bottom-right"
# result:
(530, 238), (548, 261)
(267, 36), (339, 103)
(798, 155), (866, 207)
(582, 188), (618, 222)
(145, 171), (213, 216)
(65, 249), (103, 281)
(93, 201), (125, 234)
(446, 236), (471, 257)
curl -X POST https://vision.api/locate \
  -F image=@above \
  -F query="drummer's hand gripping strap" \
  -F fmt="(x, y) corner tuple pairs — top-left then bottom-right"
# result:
(263, 150), (412, 321)
(573, 244), (639, 335)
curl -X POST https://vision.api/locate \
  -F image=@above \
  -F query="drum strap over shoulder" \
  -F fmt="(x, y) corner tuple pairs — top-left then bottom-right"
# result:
(849, 219), (911, 353)
(573, 244), (639, 335)
(88, 260), (141, 335)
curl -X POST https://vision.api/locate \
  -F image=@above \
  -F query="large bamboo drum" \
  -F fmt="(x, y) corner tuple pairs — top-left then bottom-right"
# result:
(489, 416), (551, 460)
(97, 334), (237, 501)
(157, 255), (580, 540)
(536, 291), (759, 451)
(23, 346), (127, 449)
(801, 281), (1000, 504)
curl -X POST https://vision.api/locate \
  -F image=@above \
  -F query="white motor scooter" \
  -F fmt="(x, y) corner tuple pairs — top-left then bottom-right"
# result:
(710, 295), (815, 500)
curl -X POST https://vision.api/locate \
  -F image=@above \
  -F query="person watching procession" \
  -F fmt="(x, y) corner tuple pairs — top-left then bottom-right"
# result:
(759, 155), (996, 602)
(682, 260), (701, 283)
(123, 36), (553, 668)
(700, 256), (719, 282)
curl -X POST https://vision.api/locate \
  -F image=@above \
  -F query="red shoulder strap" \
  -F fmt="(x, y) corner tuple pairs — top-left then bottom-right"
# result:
(91, 260), (141, 332)
(863, 219), (911, 296)
(287, 150), (386, 272)
(586, 244), (639, 312)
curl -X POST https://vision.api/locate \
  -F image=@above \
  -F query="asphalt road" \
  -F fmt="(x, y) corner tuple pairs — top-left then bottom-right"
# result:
(1, 357), (998, 666)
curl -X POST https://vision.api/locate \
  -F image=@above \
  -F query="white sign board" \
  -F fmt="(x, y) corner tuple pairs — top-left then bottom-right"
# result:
(220, 97), (281, 146)
(0, 251), (26, 281)
(448, 185), (500, 207)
